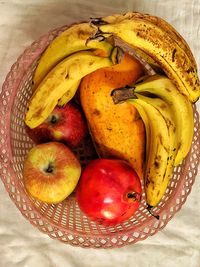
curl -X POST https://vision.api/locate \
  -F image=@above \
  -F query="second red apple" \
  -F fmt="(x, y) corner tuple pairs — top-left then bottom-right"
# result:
(26, 102), (87, 148)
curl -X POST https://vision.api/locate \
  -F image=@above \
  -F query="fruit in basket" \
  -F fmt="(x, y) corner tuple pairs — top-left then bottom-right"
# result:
(26, 102), (87, 148)
(23, 142), (81, 204)
(134, 75), (194, 166)
(33, 22), (114, 88)
(90, 12), (200, 102)
(111, 74), (194, 207)
(25, 11), (199, 211)
(129, 99), (175, 208)
(1, 11), (199, 247)
(76, 159), (142, 225)
(25, 47), (122, 129)
(80, 53), (145, 180)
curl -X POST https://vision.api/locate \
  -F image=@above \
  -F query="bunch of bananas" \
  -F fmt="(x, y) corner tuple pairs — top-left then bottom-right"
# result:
(112, 75), (194, 208)
(25, 23), (121, 128)
(25, 12), (200, 214)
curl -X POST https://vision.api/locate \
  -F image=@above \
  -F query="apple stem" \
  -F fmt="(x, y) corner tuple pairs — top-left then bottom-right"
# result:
(45, 163), (54, 173)
(127, 192), (140, 202)
(50, 115), (57, 124)
(147, 204), (160, 220)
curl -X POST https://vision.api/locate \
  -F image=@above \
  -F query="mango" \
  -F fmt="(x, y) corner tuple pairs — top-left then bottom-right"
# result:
(80, 53), (145, 179)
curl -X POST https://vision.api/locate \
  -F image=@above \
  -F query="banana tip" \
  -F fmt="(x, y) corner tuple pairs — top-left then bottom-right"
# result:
(147, 204), (160, 220)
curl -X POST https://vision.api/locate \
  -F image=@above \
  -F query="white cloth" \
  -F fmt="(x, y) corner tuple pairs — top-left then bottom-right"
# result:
(0, 1), (199, 266)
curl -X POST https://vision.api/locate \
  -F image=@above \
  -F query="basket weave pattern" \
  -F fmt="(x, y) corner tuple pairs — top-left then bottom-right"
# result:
(0, 26), (199, 248)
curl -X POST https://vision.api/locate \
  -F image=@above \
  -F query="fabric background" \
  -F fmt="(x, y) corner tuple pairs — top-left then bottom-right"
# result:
(0, 0), (199, 266)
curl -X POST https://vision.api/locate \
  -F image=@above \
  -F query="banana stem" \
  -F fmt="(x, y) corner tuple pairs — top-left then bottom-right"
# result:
(90, 17), (109, 26)
(111, 86), (136, 104)
(147, 205), (160, 220)
(86, 23), (113, 44)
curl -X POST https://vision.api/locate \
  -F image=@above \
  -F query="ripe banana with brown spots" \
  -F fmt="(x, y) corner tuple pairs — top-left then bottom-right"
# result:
(123, 12), (197, 70)
(111, 74), (194, 207)
(128, 97), (175, 207)
(25, 47), (121, 128)
(90, 12), (200, 102)
(133, 75), (194, 166)
(33, 22), (113, 89)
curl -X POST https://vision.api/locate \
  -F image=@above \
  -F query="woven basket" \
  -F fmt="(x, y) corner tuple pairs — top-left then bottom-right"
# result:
(0, 24), (199, 249)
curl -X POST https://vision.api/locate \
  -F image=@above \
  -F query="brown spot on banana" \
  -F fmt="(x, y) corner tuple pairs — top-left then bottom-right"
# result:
(146, 179), (155, 191)
(186, 66), (195, 74)
(165, 118), (174, 128)
(77, 29), (93, 40)
(32, 107), (44, 119)
(162, 166), (169, 182)
(154, 160), (160, 168)
(172, 48), (177, 62)
(156, 190), (160, 197)
(158, 134), (170, 153)
(153, 155), (162, 168)
(89, 61), (95, 66)
(158, 103), (168, 110)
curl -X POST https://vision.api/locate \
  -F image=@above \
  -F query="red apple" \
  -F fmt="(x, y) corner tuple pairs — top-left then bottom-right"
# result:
(76, 159), (142, 225)
(23, 142), (81, 204)
(26, 102), (87, 148)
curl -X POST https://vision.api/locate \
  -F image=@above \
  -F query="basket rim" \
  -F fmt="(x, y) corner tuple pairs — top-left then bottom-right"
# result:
(0, 23), (200, 247)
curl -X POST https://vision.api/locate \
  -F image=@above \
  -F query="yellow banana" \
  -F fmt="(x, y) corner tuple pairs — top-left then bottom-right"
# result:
(33, 22), (113, 88)
(121, 12), (197, 70)
(134, 93), (177, 157)
(90, 13), (200, 102)
(57, 80), (81, 107)
(128, 98), (174, 207)
(134, 75), (194, 165)
(25, 48), (120, 128)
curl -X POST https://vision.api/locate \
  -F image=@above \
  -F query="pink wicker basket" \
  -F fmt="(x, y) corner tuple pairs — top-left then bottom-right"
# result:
(0, 24), (199, 248)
